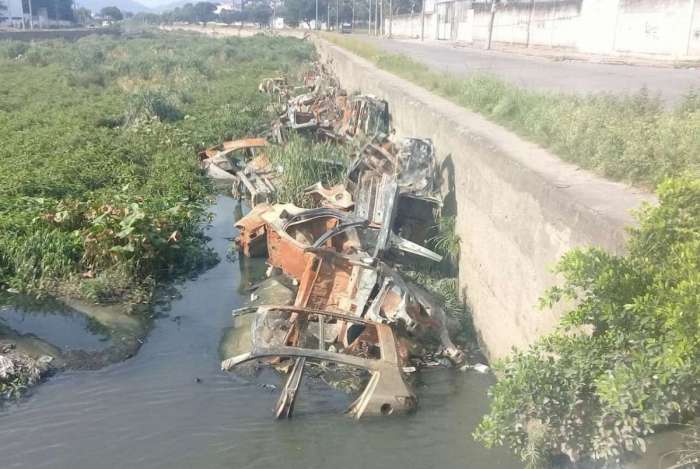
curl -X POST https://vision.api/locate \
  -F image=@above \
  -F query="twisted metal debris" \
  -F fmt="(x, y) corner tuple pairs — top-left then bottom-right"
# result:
(200, 62), (466, 419)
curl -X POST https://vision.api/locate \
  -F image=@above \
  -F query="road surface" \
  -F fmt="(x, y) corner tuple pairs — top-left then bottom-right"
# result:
(356, 35), (700, 105)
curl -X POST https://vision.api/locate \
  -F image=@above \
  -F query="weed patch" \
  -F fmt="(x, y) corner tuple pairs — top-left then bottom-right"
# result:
(323, 34), (700, 188)
(0, 33), (314, 305)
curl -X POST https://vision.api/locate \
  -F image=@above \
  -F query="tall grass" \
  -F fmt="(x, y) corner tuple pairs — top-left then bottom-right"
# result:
(267, 134), (350, 206)
(0, 33), (315, 304)
(322, 34), (700, 188)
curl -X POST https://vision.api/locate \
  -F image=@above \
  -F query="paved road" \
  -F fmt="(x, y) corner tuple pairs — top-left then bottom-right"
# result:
(356, 35), (700, 105)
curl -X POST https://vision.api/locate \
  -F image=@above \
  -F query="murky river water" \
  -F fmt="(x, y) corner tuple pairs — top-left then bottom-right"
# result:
(0, 195), (521, 469)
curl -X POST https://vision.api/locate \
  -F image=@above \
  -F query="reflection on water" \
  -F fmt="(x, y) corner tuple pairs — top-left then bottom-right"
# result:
(0, 195), (521, 469)
(0, 303), (111, 352)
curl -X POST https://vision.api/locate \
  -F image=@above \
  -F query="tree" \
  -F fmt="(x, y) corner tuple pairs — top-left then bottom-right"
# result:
(100, 6), (123, 21)
(0, 1), (7, 13)
(191, 1), (216, 23)
(282, 0), (323, 28)
(133, 12), (161, 24)
(475, 177), (700, 466)
(165, 2), (216, 23)
(219, 9), (244, 25)
(248, 0), (272, 27)
(74, 7), (92, 24)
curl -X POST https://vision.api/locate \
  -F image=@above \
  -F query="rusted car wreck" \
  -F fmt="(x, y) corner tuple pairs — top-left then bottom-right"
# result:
(222, 306), (416, 419)
(198, 137), (282, 206)
(210, 64), (465, 419)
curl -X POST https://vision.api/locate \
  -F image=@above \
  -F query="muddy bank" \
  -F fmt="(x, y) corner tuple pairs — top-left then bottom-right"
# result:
(0, 289), (151, 401)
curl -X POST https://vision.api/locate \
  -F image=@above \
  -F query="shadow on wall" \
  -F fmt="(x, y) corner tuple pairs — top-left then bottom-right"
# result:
(439, 154), (457, 218)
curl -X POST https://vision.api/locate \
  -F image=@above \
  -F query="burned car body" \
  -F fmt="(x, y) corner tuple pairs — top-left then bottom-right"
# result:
(198, 138), (268, 181)
(221, 306), (417, 419)
(198, 138), (281, 206)
(214, 62), (468, 420)
(234, 204), (463, 363)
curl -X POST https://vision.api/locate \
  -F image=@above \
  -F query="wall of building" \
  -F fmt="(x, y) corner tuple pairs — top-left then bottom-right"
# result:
(387, 0), (700, 60)
(613, 0), (695, 57)
(387, 13), (424, 38)
(471, 1), (581, 48)
(314, 38), (653, 360)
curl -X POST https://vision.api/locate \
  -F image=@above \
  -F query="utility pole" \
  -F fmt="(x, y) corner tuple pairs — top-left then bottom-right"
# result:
(352, 0), (355, 31)
(526, 0), (534, 47)
(7, 0), (13, 28)
(374, 0), (378, 35)
(687, 0), (697, 55)
(379, 0), (382, 35)
(388, 0), (392, 38)
(368, 0), (371, 34)
(28, 0), (34, 30)
(336, 0), (339, 29)
(315, 0), (319, 29)
(420, 0), (425, 41)
(486, 0), (496, 50)
(327, 1), (330, 29)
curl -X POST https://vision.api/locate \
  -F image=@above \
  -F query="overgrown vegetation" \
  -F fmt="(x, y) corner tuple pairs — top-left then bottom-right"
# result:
(267, 133), (350, 206)
(400, 214), (475, 345)
(0, 33), (314, 305)
(324, 34), (700, 188)
(474, 177), (700, 466)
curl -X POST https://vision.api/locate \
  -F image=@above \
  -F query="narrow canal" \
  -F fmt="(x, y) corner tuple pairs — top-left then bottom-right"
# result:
(0, 195), (520, 469)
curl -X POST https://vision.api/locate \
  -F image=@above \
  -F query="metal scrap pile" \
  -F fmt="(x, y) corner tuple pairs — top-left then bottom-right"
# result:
(204, 64), (466, 419)
(272, 63), (391, 144)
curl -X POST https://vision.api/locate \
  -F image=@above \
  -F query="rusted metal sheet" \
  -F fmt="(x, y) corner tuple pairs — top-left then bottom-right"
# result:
(198, 138), (269, 184)
(304, 182), (354, 210)
(221, 306), (416, 419)
(198, 137), (267, 162)
(233, 202), (459, 358)
(234, 204), (270, 258)
(233, 154), (280, 207)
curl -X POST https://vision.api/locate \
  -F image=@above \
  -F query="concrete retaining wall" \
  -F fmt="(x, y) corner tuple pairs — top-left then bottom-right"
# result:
(315, 38), (653, 359)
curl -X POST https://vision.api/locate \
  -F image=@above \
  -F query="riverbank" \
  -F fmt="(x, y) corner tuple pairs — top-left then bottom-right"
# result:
(0, 31), (315, 400)
(0, 194), (522, 469)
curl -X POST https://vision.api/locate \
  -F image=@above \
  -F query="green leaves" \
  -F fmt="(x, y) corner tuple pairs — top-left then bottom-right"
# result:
(0, 33), (313, 303)
(475, 177), (700, 465)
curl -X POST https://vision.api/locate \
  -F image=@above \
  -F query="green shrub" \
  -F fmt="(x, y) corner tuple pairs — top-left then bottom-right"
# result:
(0, 33), (314, 304)
(474, 177), (700, 465)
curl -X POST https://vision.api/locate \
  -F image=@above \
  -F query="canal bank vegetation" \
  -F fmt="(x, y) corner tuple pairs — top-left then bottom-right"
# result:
(322, 34), (700, 189)
(474, 177), (700, 466)
(267, 134), (349, 206)
(0, 33), (315, 306)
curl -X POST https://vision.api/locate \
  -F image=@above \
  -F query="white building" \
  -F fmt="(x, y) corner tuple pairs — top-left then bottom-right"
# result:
(1, 0), (26, 27)
(386, 0), (700, 61)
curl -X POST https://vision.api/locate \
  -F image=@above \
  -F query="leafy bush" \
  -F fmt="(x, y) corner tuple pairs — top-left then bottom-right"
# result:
(0, 33), (314, 304)
(474, 177), (700, 465)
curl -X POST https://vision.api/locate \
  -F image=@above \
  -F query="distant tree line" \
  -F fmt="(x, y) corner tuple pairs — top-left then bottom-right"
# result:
(157, 1), (272, 27)
(100, 5), (123, 20)
(4, 0), (418, 29)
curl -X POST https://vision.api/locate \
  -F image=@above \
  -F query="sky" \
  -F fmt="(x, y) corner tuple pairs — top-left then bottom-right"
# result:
(137, 0), (179, 7)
